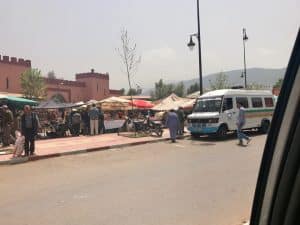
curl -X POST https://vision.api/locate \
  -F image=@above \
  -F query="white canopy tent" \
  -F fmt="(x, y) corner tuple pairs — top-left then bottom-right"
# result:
(152, 93), (193, 111)
(98, 96), (132, 111)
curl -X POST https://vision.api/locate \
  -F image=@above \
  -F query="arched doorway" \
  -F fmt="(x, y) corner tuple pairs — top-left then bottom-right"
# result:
(51, 93), (66, 103)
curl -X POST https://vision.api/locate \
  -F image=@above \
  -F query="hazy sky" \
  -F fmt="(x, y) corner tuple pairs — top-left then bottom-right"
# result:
(0, 0), (299, 89)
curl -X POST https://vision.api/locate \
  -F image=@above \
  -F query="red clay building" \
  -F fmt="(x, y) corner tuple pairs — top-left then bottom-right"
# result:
(0, 55), (121, 102)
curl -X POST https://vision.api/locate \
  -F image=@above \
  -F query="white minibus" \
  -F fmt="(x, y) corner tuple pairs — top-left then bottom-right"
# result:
(187, 89), (275, 137)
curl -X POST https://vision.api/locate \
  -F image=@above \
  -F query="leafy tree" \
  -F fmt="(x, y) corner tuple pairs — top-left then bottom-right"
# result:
(21, 68), (46, 99)
(187, 82), (199, 94)
(117, 29), (141, 109)
(174, 82), (185, 97)
(47, 70), (56, 79)
(120, 88), (125, 95)
(273, 78), (283, 88)
(153, 79), (166, 100)
(209, 72), (230, 90)
(152, 79), (170, 100)
(151, 79), (186, 99)
(246, 82), (266, 90)
(127, 89), (137, 96)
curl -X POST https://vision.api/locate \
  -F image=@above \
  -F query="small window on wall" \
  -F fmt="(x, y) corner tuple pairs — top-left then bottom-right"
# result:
(236, 97), (249, 108)
(264, 97), (274, 107)
(6, 77), (9, 89)
(222, 98), (233, 111)
(251, 97), (263, 108)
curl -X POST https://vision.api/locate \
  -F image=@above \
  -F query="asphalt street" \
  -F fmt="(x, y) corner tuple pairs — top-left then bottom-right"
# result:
(0, 133), (267, 225)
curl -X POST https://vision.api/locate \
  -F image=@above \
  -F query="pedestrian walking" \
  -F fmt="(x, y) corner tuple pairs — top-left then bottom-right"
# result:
(236, 102), (251, 146)
(1, 105), (14, 147)
(88, 104), (99, 135)
(71, 109), (81, 136)
(177, 107), (185, 135)
(166, 109), (179, 143)
(21, 105), (40, 156)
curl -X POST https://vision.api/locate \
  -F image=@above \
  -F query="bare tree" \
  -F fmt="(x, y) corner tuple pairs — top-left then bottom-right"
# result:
(209, 72), (230, 90)
(117, 29), (141, 111)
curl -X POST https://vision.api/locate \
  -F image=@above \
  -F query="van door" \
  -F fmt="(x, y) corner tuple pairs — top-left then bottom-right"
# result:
(221, 97), (236, 130)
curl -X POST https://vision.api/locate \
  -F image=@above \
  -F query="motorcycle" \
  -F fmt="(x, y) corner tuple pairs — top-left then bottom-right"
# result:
(130, 117), (163, 137)
(146, 119), (164, 137)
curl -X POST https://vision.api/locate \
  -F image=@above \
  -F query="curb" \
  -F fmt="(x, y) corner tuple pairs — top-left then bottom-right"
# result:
(0, 135), (189, 165)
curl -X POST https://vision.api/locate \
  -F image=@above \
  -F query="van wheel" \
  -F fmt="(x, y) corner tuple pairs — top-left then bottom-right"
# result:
(217, 124), (228, 138)
(260, 120), (270, 134)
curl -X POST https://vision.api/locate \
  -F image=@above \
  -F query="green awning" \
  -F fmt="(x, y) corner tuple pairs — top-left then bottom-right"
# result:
(0, 96), (38, 109)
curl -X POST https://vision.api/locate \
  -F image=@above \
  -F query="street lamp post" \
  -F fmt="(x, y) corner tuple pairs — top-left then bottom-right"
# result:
(187, 0), (203, 95)
(242, 28), (248, 89)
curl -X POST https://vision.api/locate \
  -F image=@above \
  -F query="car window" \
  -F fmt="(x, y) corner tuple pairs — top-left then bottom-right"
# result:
(222, 98), (233, 111)
(236, 97), (249, 108)
(252, 97), (263, 108)
(264, 97), (274, 107)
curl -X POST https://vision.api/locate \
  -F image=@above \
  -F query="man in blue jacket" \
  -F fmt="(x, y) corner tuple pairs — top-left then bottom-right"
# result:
(88, 104), (99, 135)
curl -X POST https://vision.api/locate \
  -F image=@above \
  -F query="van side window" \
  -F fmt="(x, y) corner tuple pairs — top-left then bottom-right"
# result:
(222, 98), (233, 111)
(251, 97), (263, 108)
(236, 97), (249, 108)
(264, 97), (274, 107)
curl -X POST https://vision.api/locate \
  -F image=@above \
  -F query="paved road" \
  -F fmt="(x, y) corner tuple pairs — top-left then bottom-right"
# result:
(0, 134), (267, 225)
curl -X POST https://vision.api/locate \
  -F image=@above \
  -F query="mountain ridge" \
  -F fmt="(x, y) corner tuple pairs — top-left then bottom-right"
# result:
(142, 67), (285, 94)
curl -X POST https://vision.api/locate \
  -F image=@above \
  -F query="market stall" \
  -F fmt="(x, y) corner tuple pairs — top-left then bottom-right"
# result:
(0, 95), (38, 110)
(129, 99), (154, 109)
(34, 100), (83, 138)
(152, 93), (191, 111)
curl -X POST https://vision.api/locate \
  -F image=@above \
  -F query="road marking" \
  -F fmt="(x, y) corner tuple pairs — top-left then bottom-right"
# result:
(174, 144), (185, 148)
(73, 193), (88, 199)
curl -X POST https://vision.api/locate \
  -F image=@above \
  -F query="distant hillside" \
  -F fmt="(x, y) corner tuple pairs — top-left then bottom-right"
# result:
(142, 68), (285, 94)
(185, 68), (285, 89)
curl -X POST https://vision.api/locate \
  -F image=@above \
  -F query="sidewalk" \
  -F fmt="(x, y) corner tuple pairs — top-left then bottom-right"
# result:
(0, 130), (188, 165)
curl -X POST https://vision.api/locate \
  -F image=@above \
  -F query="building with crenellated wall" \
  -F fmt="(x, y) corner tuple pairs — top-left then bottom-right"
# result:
(0, 55), (122, 102)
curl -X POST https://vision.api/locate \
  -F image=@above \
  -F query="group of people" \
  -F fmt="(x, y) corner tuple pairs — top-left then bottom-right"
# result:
(64, 104), (105, 136)
(0, 101), (252, 158)
(165, 103), (252, 146)
(0, 104), (40, 156)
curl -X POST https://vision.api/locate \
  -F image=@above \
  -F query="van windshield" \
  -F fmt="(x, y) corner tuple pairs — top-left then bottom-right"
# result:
(193, 98), (222, 113)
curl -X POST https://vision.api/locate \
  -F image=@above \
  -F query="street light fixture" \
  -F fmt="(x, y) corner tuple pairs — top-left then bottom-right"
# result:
(242, 28), (248, 88)
(187, 0), (203, 95)
(187, 36), (196, 50)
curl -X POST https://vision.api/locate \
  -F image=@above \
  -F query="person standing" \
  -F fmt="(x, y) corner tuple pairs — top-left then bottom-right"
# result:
(177, 107), (185, 135)
(71, 109), (81, 136)
(88, 104), (99, 135)
(236, 102), (251, 146)
(2, 105), (14, 147)
(165, 109), (179, 143)
(98, 107), (105, 134)
(21, 105), (40, 156)
(81, 107), (90, 135)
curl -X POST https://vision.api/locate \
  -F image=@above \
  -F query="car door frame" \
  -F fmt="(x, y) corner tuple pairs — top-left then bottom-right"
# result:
(250, 29), (300, 225)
